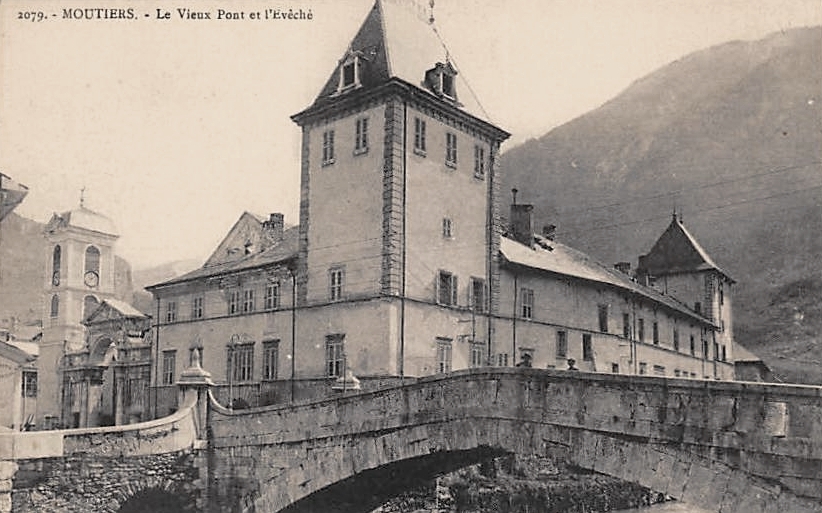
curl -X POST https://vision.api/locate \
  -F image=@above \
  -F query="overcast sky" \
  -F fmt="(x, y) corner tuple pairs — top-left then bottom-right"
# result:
(2, 0), (820, 270)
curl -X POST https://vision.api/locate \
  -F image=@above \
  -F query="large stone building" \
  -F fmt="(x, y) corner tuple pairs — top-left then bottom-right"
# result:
(145, 0), (735, 414)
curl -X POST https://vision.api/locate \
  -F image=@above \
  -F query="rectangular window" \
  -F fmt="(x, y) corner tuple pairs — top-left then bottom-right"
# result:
(673, 328), (680, 351)
(414, 117), (427, 154)
(470, 342), (485, 368)
(437, 270), (458, 306)
(694, 302), (702, 315)
(442, 217), (453, 238)
(243, 288), (255, 313)
(470, 277), (486, 313)
(322, 129), (335, 165)
(652, 321), (659, 345)
(556, 330), (568, 358)
(674, 369), (681, 377)
(653, 365), (666, 376)
(598, 304), (608, 333)
(582, 334), (593, 361)
(329, 267), (345, 301)
(22, 371), (37, 398)
(703, 339), (709, 359)
(228, 290), (240, 315)
(262, 340), (279, 380)
(227, 343), (254, 382)
(162, 351), (176, 385)
(714, 342), (720, 360)
(445, 132), (457, 167)
(326, 334), (345, 377)
(192, 296), (204, 319)
(639, 362), (647, 375)
(638, 318), (645, 342)
(354, 118), (368, 153)
(721, 345), (727, 362)
(622, 313), (630, 339)
(473, 145), (485, 179)
(611, 363), (619, 374)
(265, 282), (280, 310)
(436, 337), (452, 373)
(520, 288), (534, 319)
(497, 353), (509, 366)
(690, 334), (696, 356)
(166, 301), (177, 323)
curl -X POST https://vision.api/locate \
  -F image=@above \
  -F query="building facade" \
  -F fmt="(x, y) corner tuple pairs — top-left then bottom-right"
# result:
(144, 0), (735, 417)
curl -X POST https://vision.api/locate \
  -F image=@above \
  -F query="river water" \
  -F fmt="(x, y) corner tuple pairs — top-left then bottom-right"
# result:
(614, 503), (712, 513)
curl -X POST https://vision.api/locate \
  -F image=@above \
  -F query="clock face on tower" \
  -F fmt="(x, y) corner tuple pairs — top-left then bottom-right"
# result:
(84, 271), (99, 288)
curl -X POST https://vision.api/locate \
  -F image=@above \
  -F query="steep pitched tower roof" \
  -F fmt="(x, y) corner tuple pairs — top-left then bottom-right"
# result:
(637, 213), (734, 282)
(292, 0), (507, 137)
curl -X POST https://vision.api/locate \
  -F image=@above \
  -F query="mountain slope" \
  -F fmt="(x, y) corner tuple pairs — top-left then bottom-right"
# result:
(500, 27), (822, 382)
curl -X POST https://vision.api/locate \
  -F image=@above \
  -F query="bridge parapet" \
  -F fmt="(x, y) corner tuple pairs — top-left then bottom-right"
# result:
(209, 369), (822, 512)
(0, 357), (213, 513)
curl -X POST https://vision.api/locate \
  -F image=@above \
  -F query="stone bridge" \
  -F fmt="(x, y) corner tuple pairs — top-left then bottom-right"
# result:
(2, 368), (822, 512)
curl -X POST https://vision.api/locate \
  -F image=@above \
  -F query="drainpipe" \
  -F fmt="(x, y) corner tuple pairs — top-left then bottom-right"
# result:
(512, 274), (518, 364)
(153, 296), (160, 419)
(290, 264), (297, 402)
(399, 101), (407, 381)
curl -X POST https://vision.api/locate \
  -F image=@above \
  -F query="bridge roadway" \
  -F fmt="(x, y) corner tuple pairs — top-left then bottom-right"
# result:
(2, 367), (822, 512)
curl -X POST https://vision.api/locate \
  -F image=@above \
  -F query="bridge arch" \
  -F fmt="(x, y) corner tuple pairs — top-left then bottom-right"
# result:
(111, 476), (199, 513)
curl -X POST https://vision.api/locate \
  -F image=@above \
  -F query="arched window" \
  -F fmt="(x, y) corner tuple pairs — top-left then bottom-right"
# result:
(85, 246), (100, 274)
(83, 295), (99, 321)
(52, 245), (61, 285)
(50, 295), (59, 318)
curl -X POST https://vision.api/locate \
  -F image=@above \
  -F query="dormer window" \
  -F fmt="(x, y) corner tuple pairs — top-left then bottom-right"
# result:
(337, 51), (363, 93)
(424, 61), (459, 102)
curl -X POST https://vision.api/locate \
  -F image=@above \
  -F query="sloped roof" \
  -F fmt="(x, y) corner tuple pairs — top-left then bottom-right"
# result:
(0, 173), (28, 222)
(0, 340), (36, 366)
(306, 0), (491, 124)
(85, 298), (148, 324)
(500, 235), (716, 326)
(45, 206), (118, 237)
(733, 344), (766, 364)
(637, 215), (732, 282)
(7, 340), (38, 358)
(146, 225), (299, 290)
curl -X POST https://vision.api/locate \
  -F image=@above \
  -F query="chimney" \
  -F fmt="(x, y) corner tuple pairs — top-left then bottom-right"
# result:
(542, 224), (556, 241)
(509, 189), (534, 247)
(263, 213), (284, 241)
(614, 262), (631, 275)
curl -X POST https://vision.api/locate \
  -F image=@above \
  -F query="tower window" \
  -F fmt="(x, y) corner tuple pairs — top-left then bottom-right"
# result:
(50, 295), (59, 318)
(442, 217), (453, 238)
(474, 145), (485, 179)
(52, 245), (61, 286)
(414, 118), (427, 155)
(437, 270), (457, 306)
(322, 129), (335, 166)
(445, 132), (457, 168)
(83, 295), (99, 321)
(354, 118), (368, 154)
(337, 53), (361, 92)
(329, 267), (345, 301)
(84, 246), (101, 287)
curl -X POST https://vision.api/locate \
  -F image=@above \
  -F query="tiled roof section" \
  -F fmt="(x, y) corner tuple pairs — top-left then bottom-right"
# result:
(45, 206), (118, 237)
(734, 344), (764, 364)
(146, 226), (299, 290)
(0, 340), (36, 366)
(500, 235), (716, 326)
(87, 299), (147, 321)
(637, 215), (732, 282)
(310, 0), (488, 122)
(0, 172), (28, 222)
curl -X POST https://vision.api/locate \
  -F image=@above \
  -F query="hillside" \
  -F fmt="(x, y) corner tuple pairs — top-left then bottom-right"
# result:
(0, 212), (135, 324)
(500, 27), (822, 383)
